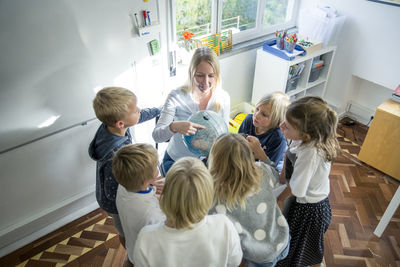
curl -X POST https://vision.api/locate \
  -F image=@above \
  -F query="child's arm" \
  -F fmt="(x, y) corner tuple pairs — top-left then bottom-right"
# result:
(246, 135), (268, 162)
(277, 183), (292, 210)
(138, 107), (161, 124)
(279, 152), (287, 184)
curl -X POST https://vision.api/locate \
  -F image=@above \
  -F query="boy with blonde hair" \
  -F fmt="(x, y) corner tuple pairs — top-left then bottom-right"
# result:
(239, 91), (290, 172)
(88, 87), (160, 246)
(133, 157), (243, 267)
(112, 144), (165, 265)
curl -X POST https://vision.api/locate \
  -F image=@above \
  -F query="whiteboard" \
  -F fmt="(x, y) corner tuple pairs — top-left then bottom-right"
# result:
(0, 0), (165, 153)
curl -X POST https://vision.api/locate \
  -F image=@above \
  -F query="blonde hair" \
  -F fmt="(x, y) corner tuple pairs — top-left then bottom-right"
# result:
(182, 47), (222, 112)
(112, 144), (158, 192)
(160, 157), (214, 229)
(286, 96), (340, 161)
(93, 87), (136, 126)
(209, 133), (261, 210)
(256, 91), (290, 129)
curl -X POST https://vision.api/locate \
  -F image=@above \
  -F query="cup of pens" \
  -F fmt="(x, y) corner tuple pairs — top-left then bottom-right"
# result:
(284, 33), (297, 53)
(275, 30), (286, 50)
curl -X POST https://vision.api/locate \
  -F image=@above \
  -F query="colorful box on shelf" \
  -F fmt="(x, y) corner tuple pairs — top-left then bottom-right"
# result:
(298, 39), (323, 54)
(262, 40), (306, 61)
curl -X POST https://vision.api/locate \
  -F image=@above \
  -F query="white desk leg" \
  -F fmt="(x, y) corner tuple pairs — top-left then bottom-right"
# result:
(374, 185), (400, 237)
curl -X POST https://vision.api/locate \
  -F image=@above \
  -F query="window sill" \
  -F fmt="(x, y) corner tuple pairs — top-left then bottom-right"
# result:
(218, 26), (296, 59)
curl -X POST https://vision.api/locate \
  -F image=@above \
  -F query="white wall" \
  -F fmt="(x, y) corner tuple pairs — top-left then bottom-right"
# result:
(299, 0), (400, 119)
(220, 49), (258, 107)
(0, 0), (168, 257)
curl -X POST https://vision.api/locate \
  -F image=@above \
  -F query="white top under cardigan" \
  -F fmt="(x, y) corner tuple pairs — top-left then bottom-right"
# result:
(133, 214), (243, 267)
(288, 140), (331, 204)
(116, 185), (166, 263)
(152, 87), (230, 161)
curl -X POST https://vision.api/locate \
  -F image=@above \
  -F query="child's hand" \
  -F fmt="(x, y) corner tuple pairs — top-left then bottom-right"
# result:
(169, 121), (205, 136)
(246, 136), (267, 161)
(153, 176), (164, 195)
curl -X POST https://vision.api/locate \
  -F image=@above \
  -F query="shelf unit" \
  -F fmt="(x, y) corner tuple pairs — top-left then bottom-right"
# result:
(251, 46), (336, 104)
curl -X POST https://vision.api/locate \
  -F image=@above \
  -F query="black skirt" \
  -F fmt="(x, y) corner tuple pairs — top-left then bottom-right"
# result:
(276, 197), (331, 267)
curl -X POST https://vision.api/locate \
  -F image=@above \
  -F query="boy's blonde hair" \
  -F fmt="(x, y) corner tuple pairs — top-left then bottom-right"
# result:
(160, 157), (214, 229)
(112, 144), (158, 192)
(93, 87), (136, 126)
(286, 96), (340, 161)
(256, 91), (290, 129)
(209, 133), (261, 211)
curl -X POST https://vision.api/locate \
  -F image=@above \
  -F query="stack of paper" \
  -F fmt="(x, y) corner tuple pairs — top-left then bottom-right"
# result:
(391, 85), (400, 103)
(298, 6), (346, 47)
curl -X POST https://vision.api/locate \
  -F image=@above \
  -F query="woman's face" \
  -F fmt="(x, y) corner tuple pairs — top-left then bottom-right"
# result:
(193, 60), (215, 93)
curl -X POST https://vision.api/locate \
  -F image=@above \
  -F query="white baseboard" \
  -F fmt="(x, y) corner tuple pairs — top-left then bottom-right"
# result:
(0, 188), (99, 258)
(346, 101), (376, 125)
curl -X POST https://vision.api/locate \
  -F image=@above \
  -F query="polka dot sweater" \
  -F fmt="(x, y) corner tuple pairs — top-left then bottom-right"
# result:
(209, 162), (290, 263)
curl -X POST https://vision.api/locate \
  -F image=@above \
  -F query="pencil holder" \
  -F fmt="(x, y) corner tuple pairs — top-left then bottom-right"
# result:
(276, 37), (285, 50)
(284, 40), (296, 53)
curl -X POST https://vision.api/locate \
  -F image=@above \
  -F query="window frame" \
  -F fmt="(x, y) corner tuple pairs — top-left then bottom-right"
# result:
(170, 0), (299, 46)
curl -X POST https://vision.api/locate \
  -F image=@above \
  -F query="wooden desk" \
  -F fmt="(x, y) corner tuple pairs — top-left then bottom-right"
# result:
(358, 99), (400, 181)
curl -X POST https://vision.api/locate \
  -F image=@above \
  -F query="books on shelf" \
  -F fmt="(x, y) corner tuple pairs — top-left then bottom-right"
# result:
(391, 84), (400, 103)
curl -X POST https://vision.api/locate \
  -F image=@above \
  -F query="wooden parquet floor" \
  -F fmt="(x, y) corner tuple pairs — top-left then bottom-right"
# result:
(1, 118), (399, 267)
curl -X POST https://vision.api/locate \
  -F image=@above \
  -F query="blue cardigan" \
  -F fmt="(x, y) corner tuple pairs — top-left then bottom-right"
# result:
(88, 107), (160, 214)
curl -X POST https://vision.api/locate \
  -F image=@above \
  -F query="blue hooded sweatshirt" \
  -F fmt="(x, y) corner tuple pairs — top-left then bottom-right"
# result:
(88, 107), (160, 214)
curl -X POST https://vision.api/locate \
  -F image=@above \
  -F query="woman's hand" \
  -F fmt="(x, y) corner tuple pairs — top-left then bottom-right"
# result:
(169, 121), (206, 136)
(246, 135), (267, 162)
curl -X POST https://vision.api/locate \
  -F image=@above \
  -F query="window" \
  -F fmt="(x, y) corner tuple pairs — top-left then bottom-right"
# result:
(172, 0), (298, 47)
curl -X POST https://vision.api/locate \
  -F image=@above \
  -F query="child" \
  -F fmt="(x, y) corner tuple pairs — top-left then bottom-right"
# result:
(277, 96), (340, 267)
(133, 157), (243, 267)
(88, 86), (160, 246)
(209, 133), (290, 267)
(238, 91), (290, 172)
(112, 143), (166, 265)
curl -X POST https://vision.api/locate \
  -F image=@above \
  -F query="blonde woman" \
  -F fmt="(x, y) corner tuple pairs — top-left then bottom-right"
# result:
(209, 133), (290, 267)
(133, 157), (242, 267)
(152, 47), (230, 174)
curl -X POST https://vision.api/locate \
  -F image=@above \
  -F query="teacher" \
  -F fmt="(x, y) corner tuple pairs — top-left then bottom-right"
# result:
(153, 47), (230, 175)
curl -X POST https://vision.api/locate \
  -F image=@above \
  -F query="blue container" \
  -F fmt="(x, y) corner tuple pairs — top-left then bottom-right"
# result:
(276, 37), (285, 50)
(284, 40), (296, 53)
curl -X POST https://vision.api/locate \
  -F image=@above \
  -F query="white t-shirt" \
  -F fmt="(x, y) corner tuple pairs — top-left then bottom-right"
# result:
(133, 214), (243, 267)
(116, 185), (165, 263)
(289, 140), (331, 203)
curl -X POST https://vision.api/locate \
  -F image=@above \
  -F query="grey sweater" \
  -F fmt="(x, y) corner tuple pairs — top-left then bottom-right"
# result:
(209, 161), (290, 263)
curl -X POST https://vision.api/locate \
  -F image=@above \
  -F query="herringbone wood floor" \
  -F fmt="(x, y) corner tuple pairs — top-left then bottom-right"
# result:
(1, 118), (399, 266)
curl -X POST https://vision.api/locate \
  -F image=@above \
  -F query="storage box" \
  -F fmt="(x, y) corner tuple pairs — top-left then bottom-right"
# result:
(309, 66), (324, 82)
(298, 41), (323, 55)
(286, 75), (300, 92)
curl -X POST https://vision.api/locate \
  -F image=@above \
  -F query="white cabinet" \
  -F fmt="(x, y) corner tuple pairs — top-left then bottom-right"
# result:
(251, 46), (336, 104)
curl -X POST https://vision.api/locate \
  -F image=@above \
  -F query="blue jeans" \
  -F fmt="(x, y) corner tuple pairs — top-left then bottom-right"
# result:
(161, 151), (175, 176)
(244, 240), (290, 267)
